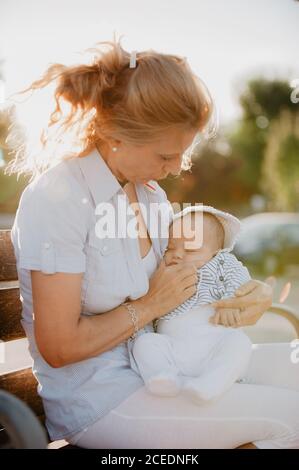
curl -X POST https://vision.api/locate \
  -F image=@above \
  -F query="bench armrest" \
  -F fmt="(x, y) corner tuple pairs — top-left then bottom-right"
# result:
(264, 303), (299, 338)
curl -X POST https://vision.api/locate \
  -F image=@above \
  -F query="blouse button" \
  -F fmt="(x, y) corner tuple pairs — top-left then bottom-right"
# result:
(219, 275), (224, 281)
(102, 245), (108, 252)
(43, 242), (51, 249)
(219, 259), (224, 265)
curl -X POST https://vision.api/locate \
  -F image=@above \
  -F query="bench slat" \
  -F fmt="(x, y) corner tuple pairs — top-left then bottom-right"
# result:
(0, 368), (44, 419)
(0, 230), (18, 282)
(0, 286), (25, 341)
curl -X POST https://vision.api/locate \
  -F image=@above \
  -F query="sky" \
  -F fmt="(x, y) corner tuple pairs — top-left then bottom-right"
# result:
(1, 0), (299, 124)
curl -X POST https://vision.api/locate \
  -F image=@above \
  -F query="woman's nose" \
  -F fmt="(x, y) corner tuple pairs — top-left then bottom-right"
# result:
(165, 157), (182, 176)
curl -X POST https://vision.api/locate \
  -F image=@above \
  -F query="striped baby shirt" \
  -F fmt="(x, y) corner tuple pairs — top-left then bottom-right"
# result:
(154, 250), (251, 328)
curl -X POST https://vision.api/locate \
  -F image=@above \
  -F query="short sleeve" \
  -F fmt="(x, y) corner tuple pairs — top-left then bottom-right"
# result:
(11, 170), (90, 274)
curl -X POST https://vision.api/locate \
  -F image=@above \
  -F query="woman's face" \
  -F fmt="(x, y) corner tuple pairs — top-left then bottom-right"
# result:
(99, 128), (199, 184)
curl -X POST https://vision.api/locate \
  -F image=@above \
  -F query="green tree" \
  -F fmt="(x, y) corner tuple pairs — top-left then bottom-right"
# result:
(228, 78), (299, 202)
(261, 110), (299, 211)
(0, 101), (30, 213)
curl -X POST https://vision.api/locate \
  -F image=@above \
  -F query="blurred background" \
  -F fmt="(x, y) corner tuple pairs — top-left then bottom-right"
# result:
(0, 0), (298, 322)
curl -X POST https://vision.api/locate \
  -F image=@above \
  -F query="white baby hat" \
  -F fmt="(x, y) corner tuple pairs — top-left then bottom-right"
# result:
(172, 204), (242, 252)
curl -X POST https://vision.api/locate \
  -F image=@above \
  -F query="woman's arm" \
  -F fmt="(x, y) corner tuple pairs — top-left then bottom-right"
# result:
(31, 260), (197, 368)
(209, 279), (273, 327)
(31, 271), (153, 368)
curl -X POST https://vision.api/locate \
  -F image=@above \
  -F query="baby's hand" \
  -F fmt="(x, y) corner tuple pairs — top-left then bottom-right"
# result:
(209, 308), (241, 328)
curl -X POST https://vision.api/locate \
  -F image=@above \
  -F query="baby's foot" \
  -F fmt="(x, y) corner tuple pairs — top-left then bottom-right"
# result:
(181, 379), (220, 405)
(146, 372), (182, 397)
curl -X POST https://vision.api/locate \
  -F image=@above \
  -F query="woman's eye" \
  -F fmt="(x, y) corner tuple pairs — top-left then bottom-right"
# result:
(160, 155), (170, 161)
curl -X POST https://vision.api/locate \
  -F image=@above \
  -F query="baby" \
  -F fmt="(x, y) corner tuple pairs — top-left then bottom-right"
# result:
(127, 205), (253, 404)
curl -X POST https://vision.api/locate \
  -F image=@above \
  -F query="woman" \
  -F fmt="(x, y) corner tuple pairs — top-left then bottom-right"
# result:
(7, 38), (299, 449)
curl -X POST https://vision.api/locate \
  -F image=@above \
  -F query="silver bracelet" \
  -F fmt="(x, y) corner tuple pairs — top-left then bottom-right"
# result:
(123, 301), (139, 340)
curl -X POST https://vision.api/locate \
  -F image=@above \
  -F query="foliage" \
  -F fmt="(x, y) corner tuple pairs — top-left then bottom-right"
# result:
(261, 110), (299, 211)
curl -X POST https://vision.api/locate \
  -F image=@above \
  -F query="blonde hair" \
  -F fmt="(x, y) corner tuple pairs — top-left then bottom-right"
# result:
(4, 34), (215, 181)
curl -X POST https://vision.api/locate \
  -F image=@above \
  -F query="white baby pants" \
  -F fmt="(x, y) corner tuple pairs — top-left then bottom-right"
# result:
(128, 305), (252, 403)
(66, 342), (299, 449)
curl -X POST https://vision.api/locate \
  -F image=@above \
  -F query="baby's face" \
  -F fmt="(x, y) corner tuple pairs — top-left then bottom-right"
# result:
(164, 212), (223, 268)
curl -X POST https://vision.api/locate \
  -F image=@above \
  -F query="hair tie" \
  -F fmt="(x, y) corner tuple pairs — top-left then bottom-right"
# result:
(129, 50), (137, 68)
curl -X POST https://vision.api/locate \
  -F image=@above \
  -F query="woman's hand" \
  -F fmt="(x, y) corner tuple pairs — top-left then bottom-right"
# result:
(141, 259), (198, 321)
(209, 279), (274, 328)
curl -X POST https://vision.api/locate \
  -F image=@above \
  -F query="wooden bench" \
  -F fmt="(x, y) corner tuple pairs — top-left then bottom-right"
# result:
(0, 229), (79, 449)
(1, 228), (299, 449)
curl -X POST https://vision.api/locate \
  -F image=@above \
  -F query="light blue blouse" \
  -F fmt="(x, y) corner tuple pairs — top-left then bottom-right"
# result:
(10, 147), (173, 440)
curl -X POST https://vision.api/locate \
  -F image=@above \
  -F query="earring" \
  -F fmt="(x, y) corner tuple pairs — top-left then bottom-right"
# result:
(112, 147), (118, 152)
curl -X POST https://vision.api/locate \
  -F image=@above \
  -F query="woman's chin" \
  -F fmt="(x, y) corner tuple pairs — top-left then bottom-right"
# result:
(134, 175), (164, 184)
